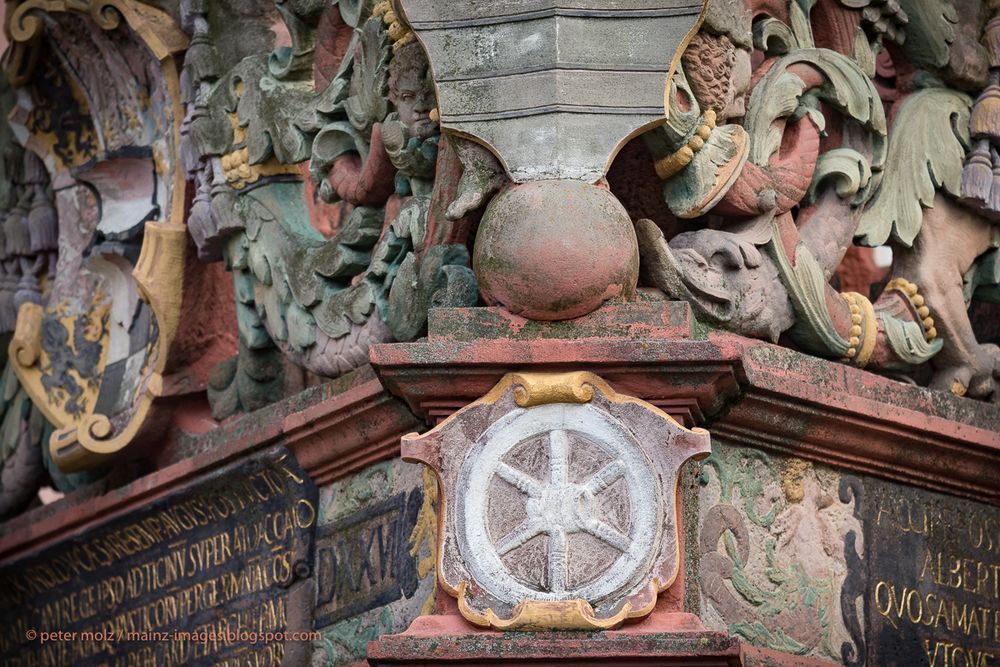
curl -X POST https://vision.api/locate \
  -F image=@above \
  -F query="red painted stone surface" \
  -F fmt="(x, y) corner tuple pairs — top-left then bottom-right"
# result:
(366, 617), (845, 667)
(0, 365), (419, 563)
(163, 245), (239, 393)
(370, 303), (1000, 504)
(367, 612), (742, 666)
(832, 245), (887, 296)
(473, 181), (640, 320)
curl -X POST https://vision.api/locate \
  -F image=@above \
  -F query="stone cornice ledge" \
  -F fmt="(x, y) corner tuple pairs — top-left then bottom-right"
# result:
(711, 339), (1000, 503)
(370, 304), (1000, 505)
(0, 365), (420, 563)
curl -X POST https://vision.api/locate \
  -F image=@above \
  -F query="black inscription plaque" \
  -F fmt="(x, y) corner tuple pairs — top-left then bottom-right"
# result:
(0, 447), (317, 667)
(314, 489), (422, 626)
(840, 476), (1000, 667)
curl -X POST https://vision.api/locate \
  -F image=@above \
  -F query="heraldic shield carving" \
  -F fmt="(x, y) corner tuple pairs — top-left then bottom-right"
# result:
(402, 372), (710, 630)
(3, 1), (189, 471)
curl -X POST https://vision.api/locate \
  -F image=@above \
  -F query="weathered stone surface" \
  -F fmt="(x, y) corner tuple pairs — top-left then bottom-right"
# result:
(312, 458), (437, 666)
(698, 440), (1000, 667)
(472, 180), (640, 320)
(403, 371), (710, 629)
(697, 441), (862, 663)
(373, 304), (1000, 505)
(178, 364), (422, 487)
(181, 0), (478, 392)
(397, 0), (704, 183)
(367, 613), (743, 666)
(0, 364), (421, 567)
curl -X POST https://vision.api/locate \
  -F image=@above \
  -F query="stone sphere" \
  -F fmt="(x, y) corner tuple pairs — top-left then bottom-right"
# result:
(473, 180), (639, 320)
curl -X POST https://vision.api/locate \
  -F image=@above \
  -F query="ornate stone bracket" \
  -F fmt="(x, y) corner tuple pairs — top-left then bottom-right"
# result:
(397, 0), (705, 321)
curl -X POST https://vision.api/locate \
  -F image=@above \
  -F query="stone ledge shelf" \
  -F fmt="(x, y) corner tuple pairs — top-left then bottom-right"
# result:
(370, 302), (1000, 505)
(1, 301), (996, 566)
(0, 365), (421, 563)
(367, 612), (744, 666)
(366, 611), (845, 666)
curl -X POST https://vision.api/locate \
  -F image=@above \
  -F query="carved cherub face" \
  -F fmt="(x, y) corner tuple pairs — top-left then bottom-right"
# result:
(389, 43), (438, 140)
(682, 32), (751, 122)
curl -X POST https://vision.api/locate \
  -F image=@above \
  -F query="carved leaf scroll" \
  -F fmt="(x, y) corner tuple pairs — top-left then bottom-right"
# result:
(856, 88), (971, 247)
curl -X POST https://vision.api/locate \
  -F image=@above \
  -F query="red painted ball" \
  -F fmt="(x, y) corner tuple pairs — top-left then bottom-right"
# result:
(473, 180), (639, 320)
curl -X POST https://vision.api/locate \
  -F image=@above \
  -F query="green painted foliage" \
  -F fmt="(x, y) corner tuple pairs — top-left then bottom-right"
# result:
(856, 88), (971, 247)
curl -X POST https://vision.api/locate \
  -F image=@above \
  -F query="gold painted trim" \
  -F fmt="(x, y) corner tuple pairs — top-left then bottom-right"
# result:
(654, 109), (716, 180)
(9, 303), (43, 369)
(854, 292), (878, 368)
(41, 222), (184, 469)
(840, 291), (878, 368)
(455, 581), (637, 631)
(509, 371), (595, 407)
(8, 1), (188, 58)
(885, 277), (938, 341)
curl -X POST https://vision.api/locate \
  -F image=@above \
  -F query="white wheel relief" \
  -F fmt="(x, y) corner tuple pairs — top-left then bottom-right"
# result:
(457, 403), (661, 608)
(401, 372), (711, 630)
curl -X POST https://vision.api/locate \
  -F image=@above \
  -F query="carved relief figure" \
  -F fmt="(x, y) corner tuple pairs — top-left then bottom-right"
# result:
(179, 0), (1000, 411)
(183, 0), (477, 418)
(698, 445), (862, 661)
(636, 0), (1000, 399)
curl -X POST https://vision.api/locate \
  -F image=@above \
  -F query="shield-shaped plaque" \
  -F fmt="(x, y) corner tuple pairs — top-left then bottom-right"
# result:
(402, 372), (710, 630)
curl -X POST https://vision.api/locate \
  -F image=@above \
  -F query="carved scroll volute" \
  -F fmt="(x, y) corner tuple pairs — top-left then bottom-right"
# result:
(4, 1), (190, 470)
(393, 0), (706, 321)
(402, 372), (710, 631)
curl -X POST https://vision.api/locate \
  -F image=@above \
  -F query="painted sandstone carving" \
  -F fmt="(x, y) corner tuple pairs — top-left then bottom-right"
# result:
(182, 0), (478, 419)
(698, 444), (862, 662)
(399, 0), (703, 320)
(636, 0), (1000, 399)
(2, 1), (189, 472)
(163, 0), (1000, 422)
(0, 0), (996, 513)
(402, 372), (710, 630)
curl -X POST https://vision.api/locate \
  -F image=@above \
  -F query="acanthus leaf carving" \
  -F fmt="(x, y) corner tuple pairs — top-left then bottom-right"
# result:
(181, 0), (480, 416)
(634, 0), (1000, 400)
